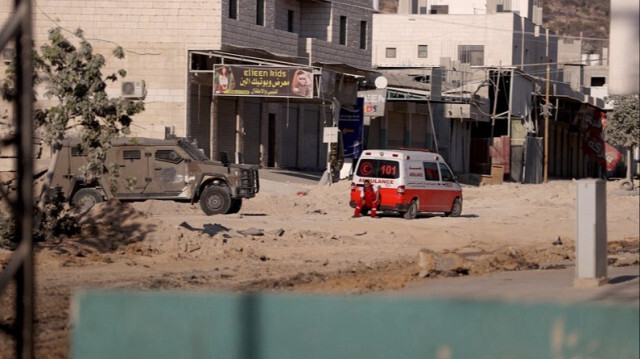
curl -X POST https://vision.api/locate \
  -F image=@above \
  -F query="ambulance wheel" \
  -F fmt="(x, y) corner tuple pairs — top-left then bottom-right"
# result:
(72, 188), (103, 214)
(445, 198), (462, 217)
(403, 200), (418, 220)
(200, 186), (231, 215)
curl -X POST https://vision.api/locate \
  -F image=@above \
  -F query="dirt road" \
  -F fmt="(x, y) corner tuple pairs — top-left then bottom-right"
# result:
(1, 178), (639, 358)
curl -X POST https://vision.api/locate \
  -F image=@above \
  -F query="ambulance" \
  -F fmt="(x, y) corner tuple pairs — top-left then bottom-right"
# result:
(350, 149), (462, 219)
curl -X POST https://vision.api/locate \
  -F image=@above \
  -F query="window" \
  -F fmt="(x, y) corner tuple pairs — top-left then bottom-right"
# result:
(591, 77), (606, 87)
(360, 21), (367, 50)
(71, 145), (86, 157)
(423, 162), (439, 181)
(439, 163), (456, 182)
(123, 150), (141, 160)
(256, 0), (264, 26)
(411, 0), (418, 14)
(287, 10), (294, 32)
(356, 159), (400, 179)
(458, 45), (484, 66)
(418, 45), (428, 58)
(385, 47), (396, 58)
(229, 0), (237, 19)
(155, 150), (182, 164)
(339, 16), (347, 45)
(430, 5), (449, 14)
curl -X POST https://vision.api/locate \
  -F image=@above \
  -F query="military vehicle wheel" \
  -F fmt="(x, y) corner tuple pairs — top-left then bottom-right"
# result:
(445, 198), (462, 217)
(72, 188), (103, 214)
(200, 186), (231, 215)
(228, 198), (243, 214)
(403, 200), (418, 220)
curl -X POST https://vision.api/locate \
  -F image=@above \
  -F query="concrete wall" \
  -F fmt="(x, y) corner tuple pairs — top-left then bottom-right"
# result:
(372, 12), (555, 79)
(0, 0), (224, 139)
(373, 13), (516, 68)
(397, 0), (540, 21)
(0, 0), (375, 140)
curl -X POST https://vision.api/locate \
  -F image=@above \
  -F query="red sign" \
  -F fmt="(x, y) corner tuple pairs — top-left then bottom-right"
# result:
(582, 112), (623, 171)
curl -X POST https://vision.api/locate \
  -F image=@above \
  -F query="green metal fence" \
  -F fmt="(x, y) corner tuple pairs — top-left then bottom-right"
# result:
(72, 290), (639, 359)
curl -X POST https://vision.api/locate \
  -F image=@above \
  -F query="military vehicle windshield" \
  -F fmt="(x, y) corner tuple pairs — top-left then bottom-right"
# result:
(179, 140), (209, 161)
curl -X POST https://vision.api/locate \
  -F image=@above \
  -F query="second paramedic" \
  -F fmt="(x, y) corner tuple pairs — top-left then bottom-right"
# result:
(353, 180), (380, 218)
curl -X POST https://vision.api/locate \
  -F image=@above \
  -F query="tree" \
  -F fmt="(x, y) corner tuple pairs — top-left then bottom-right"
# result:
(604, 95), (639, 190)
(1, 27), (144, 242)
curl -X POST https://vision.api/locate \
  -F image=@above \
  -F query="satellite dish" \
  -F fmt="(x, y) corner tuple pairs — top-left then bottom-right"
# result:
(374, 76), (388, 89)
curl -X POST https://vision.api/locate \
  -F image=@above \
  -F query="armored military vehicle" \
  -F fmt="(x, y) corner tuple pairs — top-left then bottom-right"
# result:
(49, 137), (259, 215)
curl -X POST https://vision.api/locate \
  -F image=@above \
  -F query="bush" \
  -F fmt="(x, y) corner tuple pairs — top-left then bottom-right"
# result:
(0, 191), (80, 249)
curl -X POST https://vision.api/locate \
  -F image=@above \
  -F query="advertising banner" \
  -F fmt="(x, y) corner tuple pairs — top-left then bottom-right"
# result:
(213, 65), (313, 98)
(359, 89), (386, 117)
(339, 98), (364, 159)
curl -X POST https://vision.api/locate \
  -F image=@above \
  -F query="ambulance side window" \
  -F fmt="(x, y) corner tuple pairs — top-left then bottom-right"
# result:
(439, 163), (456, 182)
(423, 162), (440, 181)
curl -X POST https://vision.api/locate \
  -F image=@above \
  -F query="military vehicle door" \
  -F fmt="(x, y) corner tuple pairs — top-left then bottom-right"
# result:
(112, 147), (152, 196)
(151, 147), (191, 196)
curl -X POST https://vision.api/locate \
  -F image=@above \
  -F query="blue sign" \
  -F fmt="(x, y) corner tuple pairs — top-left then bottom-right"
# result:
(339, 98), (364, 159)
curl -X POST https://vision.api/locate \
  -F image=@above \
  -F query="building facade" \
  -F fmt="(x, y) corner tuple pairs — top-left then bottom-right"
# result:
(0, 0), (376, 170)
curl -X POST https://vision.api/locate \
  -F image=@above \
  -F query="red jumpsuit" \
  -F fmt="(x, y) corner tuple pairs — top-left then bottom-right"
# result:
(354, 186), (379, 218)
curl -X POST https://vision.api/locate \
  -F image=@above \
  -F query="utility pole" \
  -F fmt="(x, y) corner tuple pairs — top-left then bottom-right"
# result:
(543, 62), (550, 183)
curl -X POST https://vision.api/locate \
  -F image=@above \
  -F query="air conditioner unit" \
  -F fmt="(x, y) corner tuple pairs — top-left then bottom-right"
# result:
(121, 80), (146, 99)
(1, 48), (15, 64)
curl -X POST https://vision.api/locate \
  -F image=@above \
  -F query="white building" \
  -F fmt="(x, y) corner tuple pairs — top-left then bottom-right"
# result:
(373, 4), (556, 77)
(397, 0), (543, 25)
(0, 0), (376, 170)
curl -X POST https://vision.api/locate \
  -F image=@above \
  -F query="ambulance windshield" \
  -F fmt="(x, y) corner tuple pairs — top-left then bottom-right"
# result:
(356, 159), (400, 179)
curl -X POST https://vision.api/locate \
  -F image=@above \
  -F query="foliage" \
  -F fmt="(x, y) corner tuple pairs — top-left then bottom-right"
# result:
(0, 210), (16, 249)
(604, 95), (640, 149)
(33, 28), (144, 181)
(0, 27), (144, 245)
(0, 191), (80, 247)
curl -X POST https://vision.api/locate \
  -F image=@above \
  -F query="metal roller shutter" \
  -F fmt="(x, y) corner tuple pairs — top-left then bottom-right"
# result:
(243, 98), (261, 165)
(387, 112), (405, 148)
(281, 104), (298, 168)
(187, 83), (212, 158)
(411, 114), (427, 148)
(217, 98), (237, 161)
(299, 107), (320, 169)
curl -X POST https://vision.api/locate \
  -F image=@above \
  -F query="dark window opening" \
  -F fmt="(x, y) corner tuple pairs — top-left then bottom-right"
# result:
(339, 16), (347, 45)
(458, 45), (484, 66)
(229, 0), (237, 19)
(411, 0), (418, 14)
(71, 146), (86, 157)
(123, 150), (141, 160)
(423, 162), (439, 181)
(360, 21), (367, 49)
(430, 5), (449, 14)
(439, 163), (455, 182)
(155, 150), (182, 164)
(386, 47), (396, 58)
(356, 159), (400, 179)
(287, 10), (294, 32)
(257, 0), (264, 26)
(418, 45), (428, 58)
(591, 77), (606, 87)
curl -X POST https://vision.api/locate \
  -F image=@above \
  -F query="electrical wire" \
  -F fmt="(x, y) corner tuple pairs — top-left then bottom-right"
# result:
(34, 1), (162, 56)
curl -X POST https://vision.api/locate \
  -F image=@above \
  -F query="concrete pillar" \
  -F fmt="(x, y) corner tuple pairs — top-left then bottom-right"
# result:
(574, 179), (608, 288)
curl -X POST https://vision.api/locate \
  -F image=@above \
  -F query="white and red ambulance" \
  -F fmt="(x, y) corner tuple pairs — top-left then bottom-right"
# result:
(350, 149), (462, 219)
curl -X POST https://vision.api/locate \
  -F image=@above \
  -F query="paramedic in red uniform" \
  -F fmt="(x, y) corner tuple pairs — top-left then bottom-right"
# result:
(353, 180), (380, 218)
